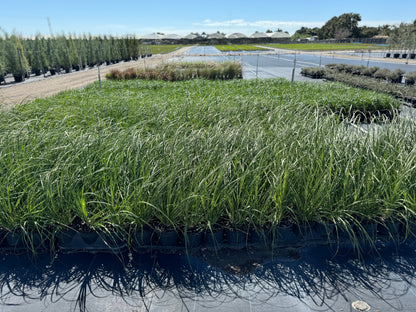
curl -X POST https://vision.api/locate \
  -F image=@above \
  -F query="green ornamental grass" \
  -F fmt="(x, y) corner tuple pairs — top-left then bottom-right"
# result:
(0, 78), (413, 244)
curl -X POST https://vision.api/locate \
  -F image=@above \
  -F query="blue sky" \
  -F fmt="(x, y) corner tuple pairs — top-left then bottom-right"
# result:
(1, 0), (415, 36)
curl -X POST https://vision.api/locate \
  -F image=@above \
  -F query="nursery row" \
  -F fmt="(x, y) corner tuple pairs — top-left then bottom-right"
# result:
(0, 32), (181, 83)
(106, 62), (243, 81)
(323, 63), (416, 84)
(301, 65), (416, 104)
(0, 78), (409, 252)
(266, 43), (387, 51)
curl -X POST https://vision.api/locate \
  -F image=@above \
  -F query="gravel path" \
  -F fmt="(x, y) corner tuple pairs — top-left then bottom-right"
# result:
(0, 46), (193, 109)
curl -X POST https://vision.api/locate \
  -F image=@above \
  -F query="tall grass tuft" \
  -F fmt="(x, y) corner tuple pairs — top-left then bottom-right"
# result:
(106, 61), (243, 81)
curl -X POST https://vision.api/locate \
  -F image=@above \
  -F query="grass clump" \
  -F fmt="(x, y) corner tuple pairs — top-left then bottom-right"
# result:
(106, 61), (242, 81)
(0, 78), (413, 248)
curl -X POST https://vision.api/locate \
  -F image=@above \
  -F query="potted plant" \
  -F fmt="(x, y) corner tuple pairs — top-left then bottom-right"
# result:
(4, 34), (30, 82)
(0, 58), (6, 84)
(405, 71), (416, 85)
(388, 69), (405, 83)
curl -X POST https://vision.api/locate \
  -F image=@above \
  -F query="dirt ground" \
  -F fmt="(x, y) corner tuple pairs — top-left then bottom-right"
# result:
(0, 46), (193, 109)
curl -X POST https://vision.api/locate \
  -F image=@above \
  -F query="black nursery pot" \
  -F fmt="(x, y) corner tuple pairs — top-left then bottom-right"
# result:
(378, 221), (401, 241)
(156, 230), (178, 247)
(13, 75), (25, 82)
(181, 231), (203, 249)
(249, 228), (270, 246)
(6, 232), (24, 247)
(270, 224), (298, 247)
(5, 231), (47, 251)
(204, 229), (224, 248)
(134, 228), (153, 247)
(225, 229), (248, 249)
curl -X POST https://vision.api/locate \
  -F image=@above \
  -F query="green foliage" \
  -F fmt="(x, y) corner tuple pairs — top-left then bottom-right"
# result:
(106, 62), (243, 81)
(0, 78), (410, 238)
(301, 64), (416, 104)
(388, 69), (405, 83)
(30, 35), (49, 73)
(146, 45), (182, 54)
(0, 37), (5, 76)
(387, 22), (416, 50)
(405, 72), (416, 85)
(292, 26), (320, 40)
(300, 67), (326, 78)
(292, 14), (390, 39)
(319, 13), (362, 39)
(3, 34), (30, 78)
(0, 32), (163, 82)
(373, 68), (391, 80)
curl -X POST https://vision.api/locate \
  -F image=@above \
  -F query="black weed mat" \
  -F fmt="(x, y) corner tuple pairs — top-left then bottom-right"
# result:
(1, 240), (416, 311)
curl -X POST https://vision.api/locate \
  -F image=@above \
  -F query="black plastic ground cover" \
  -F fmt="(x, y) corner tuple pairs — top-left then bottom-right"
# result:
(0, 221), (414, 255)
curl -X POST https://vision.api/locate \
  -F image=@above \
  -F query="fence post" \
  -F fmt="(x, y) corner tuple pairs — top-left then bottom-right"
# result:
(98, 65), (101, 88)
(291, 53), (297, 83)
(256, 54), (259, 78)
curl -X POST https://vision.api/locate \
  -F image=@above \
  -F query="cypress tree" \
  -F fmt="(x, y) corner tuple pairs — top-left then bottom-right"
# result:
(4, 34), (30, 82)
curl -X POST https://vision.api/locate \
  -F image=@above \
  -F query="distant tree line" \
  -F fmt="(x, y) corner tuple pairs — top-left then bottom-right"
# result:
(292, 13), (397, 40)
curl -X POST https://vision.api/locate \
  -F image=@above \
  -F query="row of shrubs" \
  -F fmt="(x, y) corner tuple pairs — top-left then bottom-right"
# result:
(301, 65), (416, 105)
(0, 32), (153, 83)
(324, 63), (416, 85)
(301, 64), (416, 85)
(106, 62), (243, 81)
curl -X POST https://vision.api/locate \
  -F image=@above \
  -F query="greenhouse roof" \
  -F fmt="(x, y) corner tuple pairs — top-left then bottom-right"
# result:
(140, 33), (163, 40)
(162, 34), (182, 39)
(250, 32), (269, 38)
(268, 32), (291, 38)
(227, 33), (248, 39)
(208, 33), (226, 39)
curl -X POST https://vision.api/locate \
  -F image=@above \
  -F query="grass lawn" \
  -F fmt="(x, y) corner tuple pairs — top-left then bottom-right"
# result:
(147, 45), (184, 54)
